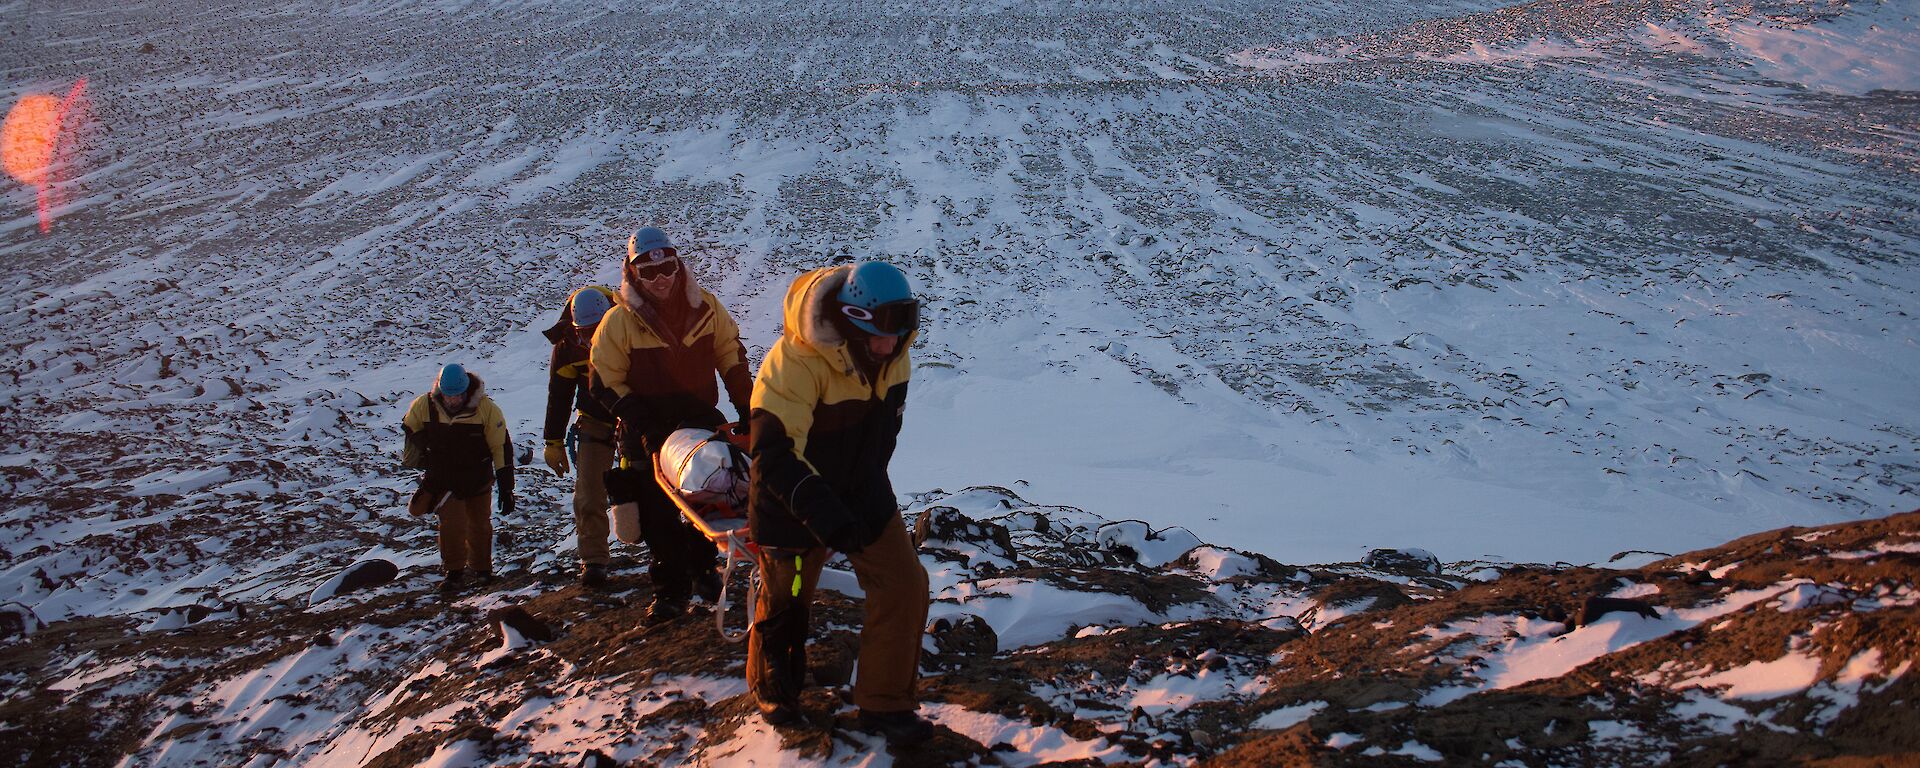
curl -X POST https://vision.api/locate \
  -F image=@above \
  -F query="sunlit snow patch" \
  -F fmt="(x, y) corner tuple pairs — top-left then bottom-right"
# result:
(924, 702), (1129, 765)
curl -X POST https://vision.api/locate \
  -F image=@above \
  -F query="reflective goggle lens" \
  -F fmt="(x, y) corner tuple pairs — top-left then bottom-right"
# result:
(840, 299), (919, 336)
(631, 257), (680, 281)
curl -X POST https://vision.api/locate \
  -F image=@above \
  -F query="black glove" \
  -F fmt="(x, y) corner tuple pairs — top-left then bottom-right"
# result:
(792, 477), (864, 554)
(611, 393), (645, 424)
(677, 405), (725, 432)
(824, 518), (872, 556)
(605, 465), (645, 506)
(495, 467), (515, 516)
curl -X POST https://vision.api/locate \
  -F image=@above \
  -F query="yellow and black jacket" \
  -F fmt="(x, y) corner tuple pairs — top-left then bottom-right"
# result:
(749, 265), (914, 550)
(402, 376), (510, 499)
(589, 272), (752, 453)
(542, 285), (618, 442)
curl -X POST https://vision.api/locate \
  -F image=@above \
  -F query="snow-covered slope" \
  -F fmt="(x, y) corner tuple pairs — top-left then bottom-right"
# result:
(0, 0), (1916, 761)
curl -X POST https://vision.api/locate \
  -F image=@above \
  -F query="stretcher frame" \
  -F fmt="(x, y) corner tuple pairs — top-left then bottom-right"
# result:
(650, 429), (760, 643)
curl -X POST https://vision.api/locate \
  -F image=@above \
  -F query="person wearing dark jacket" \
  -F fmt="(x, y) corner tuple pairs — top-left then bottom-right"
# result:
(543, 285), (619, 587)
(746, 261), (931, 742)
(403, 364), (512, 594)
(591, 226), (754, 624)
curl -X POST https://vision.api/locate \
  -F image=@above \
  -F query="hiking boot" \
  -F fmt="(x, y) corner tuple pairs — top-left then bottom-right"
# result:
(439, 570), (465, 595)
(580, 563), (609, 589)
(643, 595), (688, 626)
(693, 570), (722, 603)
(856, 709), (934, 743)
(757, 696), (800, 726)
(472, 571), (497, 587)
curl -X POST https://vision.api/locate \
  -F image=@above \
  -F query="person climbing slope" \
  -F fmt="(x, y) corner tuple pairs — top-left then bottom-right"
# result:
(403, 363), (512, 594)
(591, 226), (754, 624)
(543, 285), (619, 587)
(746, 260), (933, 742)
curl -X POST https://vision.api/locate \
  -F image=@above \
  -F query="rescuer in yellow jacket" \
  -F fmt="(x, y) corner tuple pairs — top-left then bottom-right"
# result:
(591, 226), (753, 624)
(746, 261), (932, 743)
(402, 364), (511, 595)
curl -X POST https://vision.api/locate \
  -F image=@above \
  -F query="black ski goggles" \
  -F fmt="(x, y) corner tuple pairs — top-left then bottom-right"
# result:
(840, 298), (920, 337)
(628, 256), (680, 281)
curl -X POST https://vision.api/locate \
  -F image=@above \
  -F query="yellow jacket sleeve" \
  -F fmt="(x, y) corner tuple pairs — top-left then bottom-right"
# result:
(403, 395), (431, 432)
(710, 300), (747, 373)
(590, 309), (634, 399)
(749, 340), (821, 477)
(482, 399), (509, 468)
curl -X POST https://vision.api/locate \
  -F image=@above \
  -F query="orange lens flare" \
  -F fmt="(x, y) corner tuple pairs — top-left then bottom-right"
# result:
(2, 93), (60, 187)
(3, 79), (88, 234)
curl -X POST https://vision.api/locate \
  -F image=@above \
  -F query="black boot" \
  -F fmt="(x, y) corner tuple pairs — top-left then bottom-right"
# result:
(693, 570), (722, 603)
(756, 695), (799, 726)
(644, 594), (688, 626)
(439, 569), (465, 595)
(856, 709), (934, 743)
(580, 563), (608, 588)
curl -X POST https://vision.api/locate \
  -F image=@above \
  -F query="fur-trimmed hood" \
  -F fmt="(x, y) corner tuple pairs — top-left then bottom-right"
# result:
(618, 265), (707, 317)
(431, 373), (487, 416)
(780, 265), (919, 373)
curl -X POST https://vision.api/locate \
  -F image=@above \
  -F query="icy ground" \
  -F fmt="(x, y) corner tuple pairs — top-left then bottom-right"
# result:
(2, 488), (1915, 766)
(1, 0), (1917, 677)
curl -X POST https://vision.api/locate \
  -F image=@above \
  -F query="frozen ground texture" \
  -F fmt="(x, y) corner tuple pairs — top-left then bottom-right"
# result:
(1, 488), (1914, 766)
(1, 0), (1915, 633)
(0, 0), (1916, 760)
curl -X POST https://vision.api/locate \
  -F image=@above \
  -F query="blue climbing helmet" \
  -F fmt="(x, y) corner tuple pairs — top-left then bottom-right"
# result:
(627, 226), (676, 265)
(835, 261), (919, 337)
(435, 364), (470, 397)
(570, 288), (612, 328)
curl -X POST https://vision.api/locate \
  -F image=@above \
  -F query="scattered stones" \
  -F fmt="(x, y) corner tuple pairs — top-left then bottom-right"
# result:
(488, 605), (554, 644)
(308, 559), (400, 606)
(1095, 520), (1203, 567)
(1362, 547), (1440, 575)
(926, 613), (998, 667)
(1577, 596), (1661, 626)
(807, 631), (859, 687)
(0, 603), (41, 639)
(1303, 578), (1412, 630)
(914, 506), (1017, 562)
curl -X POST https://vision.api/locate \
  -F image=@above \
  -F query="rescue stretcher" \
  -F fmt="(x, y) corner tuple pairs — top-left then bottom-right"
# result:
(649, 424), (761, 643)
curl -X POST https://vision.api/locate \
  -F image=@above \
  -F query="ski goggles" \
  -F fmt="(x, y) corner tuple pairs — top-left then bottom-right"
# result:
(840, 298), (920, 336)
(628, 255), (681, 281)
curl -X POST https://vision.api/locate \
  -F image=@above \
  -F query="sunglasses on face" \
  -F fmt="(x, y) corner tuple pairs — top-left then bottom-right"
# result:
(841, 298), (920, 336)
(629, 257), (680, 281)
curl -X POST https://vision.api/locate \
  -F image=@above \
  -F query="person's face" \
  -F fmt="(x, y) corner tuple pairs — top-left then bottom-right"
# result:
(439, 390), (469, 410)
(574, 324), (597, 346)
(629, 252), (680, 301)
(866, 333), (900, 358)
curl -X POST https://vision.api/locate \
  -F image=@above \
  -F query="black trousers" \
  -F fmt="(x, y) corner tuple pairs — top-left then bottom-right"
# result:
(634, 478), (716, 599)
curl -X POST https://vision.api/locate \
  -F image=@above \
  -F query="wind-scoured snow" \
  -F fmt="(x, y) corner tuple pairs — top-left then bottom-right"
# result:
(1, 0), (1917, 763)
(3, 0), (1918, 637)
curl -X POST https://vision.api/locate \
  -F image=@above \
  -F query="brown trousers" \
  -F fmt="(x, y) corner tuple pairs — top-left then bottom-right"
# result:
(572, 419), (616, 566)
(748, 516), (930, 712)
(437, 493), (493, 575)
